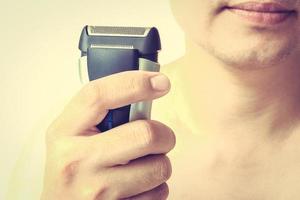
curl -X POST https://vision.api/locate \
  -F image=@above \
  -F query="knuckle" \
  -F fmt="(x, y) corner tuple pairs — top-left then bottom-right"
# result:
(60, 160), (82, 186)
(78, 185), (108, 200)
(93, 184), (110, 200)
(156, 183), (169, 200)
(97, 171), (122, 200)
(155, 155), (172, 181)
(137, 120), (176, 152)
(156, 120), (176, 150)
(137, 120), (158, 148)
(168, 127), (176, 150)
(92, 172), (113, 200)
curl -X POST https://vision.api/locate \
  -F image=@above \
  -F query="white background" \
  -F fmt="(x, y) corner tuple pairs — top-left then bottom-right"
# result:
(0, 0), (185, 199)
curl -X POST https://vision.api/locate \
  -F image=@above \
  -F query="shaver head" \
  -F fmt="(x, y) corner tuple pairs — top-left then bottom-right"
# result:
(78, 25), (162, 82)
(79, 25), (161, 59)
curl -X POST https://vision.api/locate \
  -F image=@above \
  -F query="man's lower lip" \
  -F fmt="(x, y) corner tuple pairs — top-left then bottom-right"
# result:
(226, 8), (294, 25)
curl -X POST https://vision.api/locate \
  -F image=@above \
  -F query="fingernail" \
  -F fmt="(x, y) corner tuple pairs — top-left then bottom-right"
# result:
(150, 74), (170, 91)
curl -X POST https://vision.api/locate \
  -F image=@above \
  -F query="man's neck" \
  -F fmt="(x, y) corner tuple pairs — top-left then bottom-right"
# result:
(171, 37), (300, 141)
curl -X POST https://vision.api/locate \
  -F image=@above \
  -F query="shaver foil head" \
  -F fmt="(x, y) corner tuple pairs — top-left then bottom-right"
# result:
(87, 26), (148, 37)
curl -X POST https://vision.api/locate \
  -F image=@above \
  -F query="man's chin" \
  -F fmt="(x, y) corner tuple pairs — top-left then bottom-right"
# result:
(216, 53), (290, 70)
(203, 41), (296, 70)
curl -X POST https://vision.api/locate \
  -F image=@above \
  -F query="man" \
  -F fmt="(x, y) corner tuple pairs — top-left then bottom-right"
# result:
(41, 0), (300, 199)
(163, 0), (300, 199)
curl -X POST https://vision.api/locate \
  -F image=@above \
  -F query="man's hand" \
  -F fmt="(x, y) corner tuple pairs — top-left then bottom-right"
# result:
(41, 70), (176, 200)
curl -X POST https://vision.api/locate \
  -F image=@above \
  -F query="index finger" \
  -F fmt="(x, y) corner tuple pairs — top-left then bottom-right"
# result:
(47, 70), (171, 136)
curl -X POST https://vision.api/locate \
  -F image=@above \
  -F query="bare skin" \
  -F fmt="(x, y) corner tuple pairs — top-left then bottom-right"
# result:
(157, 0), (300, 199)
(154, 59), (300, 199)
(41, 71), (176, 200)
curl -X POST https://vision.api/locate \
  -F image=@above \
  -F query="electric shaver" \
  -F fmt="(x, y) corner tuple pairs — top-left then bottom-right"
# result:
(78, 25), (161, 132)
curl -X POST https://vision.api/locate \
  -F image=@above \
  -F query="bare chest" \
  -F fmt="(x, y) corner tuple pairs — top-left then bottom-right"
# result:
(167, 133), (300, 200)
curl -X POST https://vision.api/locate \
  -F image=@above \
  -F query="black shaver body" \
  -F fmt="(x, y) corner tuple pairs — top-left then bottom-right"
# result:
(78, 26), (161, 132)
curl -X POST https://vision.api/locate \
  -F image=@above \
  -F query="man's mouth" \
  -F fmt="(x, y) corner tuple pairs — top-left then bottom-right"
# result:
(222, 2), (297, 25)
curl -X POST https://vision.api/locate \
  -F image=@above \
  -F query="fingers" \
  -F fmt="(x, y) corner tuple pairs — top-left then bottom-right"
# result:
(104, 154), (172, 199)
(121, 183), (169, 200)
(48, 70), (171, 136)
(85, 119), (176, 167)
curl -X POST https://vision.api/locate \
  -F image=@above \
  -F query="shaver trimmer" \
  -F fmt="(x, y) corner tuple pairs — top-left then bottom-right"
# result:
(78, 25), (161, 132)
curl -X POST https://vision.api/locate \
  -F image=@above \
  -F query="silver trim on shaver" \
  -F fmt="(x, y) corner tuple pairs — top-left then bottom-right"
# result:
(87, 26), (151, 37)
(78, 56), (89, 84)
(129, 58), (160, 121)
(78, 56), (160, 121)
